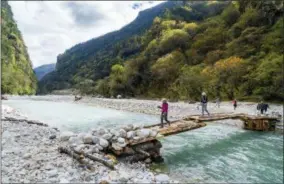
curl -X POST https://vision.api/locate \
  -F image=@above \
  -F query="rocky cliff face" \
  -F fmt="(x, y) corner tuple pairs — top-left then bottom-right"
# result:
(1, 1), (37, 94)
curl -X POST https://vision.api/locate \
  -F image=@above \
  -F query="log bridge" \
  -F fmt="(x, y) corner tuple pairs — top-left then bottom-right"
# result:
(111, 113), (281, 163)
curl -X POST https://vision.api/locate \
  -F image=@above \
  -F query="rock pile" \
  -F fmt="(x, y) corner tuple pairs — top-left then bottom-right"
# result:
(59, 124), (161, 161)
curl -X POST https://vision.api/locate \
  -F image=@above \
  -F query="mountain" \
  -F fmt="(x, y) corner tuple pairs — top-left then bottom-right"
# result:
(34, 63), (56, 80)
(1, 1), (37, 95)
(39, 1), (283, 101)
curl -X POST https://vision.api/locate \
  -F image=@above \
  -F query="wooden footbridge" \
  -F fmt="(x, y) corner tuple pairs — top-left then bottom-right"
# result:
(112, 113), (281, 162)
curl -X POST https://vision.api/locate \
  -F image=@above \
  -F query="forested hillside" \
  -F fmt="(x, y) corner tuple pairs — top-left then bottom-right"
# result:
(39, 1), (283, 101)
(1, 1), (37, 94)
(34, 63), (56, 81)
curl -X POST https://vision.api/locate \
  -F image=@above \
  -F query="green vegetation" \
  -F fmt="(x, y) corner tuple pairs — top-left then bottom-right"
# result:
(1, 1), (37, 94)
(39, 1), (283, 102)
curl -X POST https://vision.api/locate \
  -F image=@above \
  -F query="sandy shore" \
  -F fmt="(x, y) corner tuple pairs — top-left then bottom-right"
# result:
(1, 104), (176, 183)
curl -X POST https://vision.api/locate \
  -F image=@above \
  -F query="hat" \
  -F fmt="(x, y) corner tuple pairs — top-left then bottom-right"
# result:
(202, 92), (206, 96)
(162, 98), (167, 102)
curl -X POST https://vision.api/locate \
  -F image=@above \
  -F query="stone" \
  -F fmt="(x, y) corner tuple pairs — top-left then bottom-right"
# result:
(59, 131), (74, 141)
(119, 129), (127, 138)
(99, 138), (109, 148)
(83, 134), (93, 144)
(92, 136), (100, 144)
(133, 124), (140, 130)
(49, 135), (56, 139)
(126, 131), (135, 139)
(133, 136), (140, 141)
(69, 137), (83, 145)
(23, 153), (31, 159)
(112, 143), (122, 151)
(145, 158), (152, 164)
(155, 174), (169, 183)
(96, 144), (104, 151)
(47, 169), (58, 177)
(117, 137), (125, 144)
(99, 128), (106, 135)
(111, 136), (118, 141)
(136, 129), (150, 138)
(102, 133), (113, 140)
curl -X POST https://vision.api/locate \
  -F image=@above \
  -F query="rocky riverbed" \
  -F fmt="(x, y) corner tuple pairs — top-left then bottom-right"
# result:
(1, 104), (177, 183)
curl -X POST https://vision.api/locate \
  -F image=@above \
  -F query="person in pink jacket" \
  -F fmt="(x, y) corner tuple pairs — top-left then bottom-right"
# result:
(158, 98), (170, 128)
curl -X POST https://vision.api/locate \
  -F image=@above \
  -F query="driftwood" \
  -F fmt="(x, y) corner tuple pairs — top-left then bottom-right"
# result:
(58, 146), (94, 170)
(2, 117), (48, 127)
(71, 147), (115, 170)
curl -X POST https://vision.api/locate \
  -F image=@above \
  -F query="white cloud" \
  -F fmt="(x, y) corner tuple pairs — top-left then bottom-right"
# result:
(9, 1), (164, 68)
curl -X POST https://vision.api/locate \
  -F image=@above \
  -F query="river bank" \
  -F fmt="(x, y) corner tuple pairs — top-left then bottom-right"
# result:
(1, 104), (177, 183)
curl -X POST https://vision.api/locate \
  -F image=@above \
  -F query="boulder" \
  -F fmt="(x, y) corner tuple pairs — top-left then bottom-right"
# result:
(155, 174), (169, 183)
(102, 133), (113, 140)
(77, 133), (86, 140)
(123, 124), (134, 131)
(59, 131), (74, 141)
(83, 134), (93, 144)
(117, 137), (125, 144)
(49, 135), (56, 140)
(99, 138), (109, 148)
(92, 136), (100, 144)
(126, 131), (135, 139)
(74, 144), (85, 152)
(119, 129), (127, 138)
(111, 136), (118, 141)
(98, 128), (106, 135)
(133, 136), (140, 141)
(69, 137), (83, 145)
(96, 144), (104, 151)
(112, 143), (123, 151)
(136, 129), (150, 138)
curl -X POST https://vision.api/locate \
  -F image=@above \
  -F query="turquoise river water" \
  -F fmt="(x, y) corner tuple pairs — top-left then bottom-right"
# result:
(3, 99), (283, 183)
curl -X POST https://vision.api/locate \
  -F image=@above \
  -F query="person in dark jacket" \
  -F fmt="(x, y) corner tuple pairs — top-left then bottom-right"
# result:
(201, 92), (210, 116)
(257, 101), (269, 114)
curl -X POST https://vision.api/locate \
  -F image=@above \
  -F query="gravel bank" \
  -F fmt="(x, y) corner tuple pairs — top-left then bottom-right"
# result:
(1, 104), (176, 183)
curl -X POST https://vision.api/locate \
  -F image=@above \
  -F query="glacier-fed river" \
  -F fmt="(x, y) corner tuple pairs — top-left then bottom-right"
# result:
(3, 98), (283, 183)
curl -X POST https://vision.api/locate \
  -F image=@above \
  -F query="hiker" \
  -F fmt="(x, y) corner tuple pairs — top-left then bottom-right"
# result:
(201, 92), (210, 116)
(157, 98), (170, 128)
(215, 97), (220, 108)
(233, 99), (237, 110)
(257, 101), (269, 114)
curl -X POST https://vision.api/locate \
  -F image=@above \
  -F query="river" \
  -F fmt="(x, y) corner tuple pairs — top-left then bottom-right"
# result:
(3, 98), (283, 183)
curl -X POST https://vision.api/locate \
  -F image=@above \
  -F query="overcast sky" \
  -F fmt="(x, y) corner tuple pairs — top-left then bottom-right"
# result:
(9, 1), (164, 68)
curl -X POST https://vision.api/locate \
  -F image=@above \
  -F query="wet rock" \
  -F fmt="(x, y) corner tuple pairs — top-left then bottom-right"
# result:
(83, 134), (93, 144)
(99, 138), (109, 148)
(102, 133), (113, 140)
(60, 131), (74, 141)
(155, 174), (169, 183)
(119, 129), (127, 138)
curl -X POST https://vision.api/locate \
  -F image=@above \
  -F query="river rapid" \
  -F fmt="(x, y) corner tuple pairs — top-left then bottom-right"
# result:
(3, 96), (283, 183)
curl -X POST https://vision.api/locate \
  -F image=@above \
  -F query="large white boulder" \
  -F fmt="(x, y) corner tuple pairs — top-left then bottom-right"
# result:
(117, 137), (125, 144)
(126, 131), (135, 139)
(99, 138), (109, 148)
(119, 129), (127, 138)
(83, 134), (93, 144)
(102, 133), (113, 140)
(59, 131), (74, 141)
(92, 136), (100, 144)
(136, 129), (150, 138)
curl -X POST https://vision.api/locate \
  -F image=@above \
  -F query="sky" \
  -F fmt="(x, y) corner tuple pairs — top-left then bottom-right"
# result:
(9, 1), (164, 68)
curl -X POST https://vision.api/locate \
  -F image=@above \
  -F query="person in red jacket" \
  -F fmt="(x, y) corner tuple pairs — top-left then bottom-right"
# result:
(233, 99), (237, 110)
(158, 98), (170, 128)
